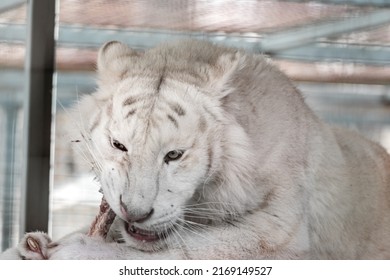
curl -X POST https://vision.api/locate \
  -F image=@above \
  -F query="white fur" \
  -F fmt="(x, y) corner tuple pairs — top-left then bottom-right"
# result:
(2, 40), (390, 259)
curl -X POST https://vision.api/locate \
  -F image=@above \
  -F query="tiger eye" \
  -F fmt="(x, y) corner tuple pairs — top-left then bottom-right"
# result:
(164, 150), (184, 164)
(112, 139), (128, 152)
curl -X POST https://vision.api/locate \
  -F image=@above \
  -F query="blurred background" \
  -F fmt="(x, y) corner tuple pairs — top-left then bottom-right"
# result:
(0, 0), (389, 251)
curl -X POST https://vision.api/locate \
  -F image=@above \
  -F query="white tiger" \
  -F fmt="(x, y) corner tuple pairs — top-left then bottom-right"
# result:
(2, 40), (390, 259)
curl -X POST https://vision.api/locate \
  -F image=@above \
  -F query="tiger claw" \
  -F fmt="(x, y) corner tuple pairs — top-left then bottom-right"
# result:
(26, 237), (40, 252)
(18, 232), (52, 260)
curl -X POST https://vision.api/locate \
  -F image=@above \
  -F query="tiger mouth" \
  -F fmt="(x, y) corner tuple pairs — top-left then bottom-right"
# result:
(125, 223), (173, 242)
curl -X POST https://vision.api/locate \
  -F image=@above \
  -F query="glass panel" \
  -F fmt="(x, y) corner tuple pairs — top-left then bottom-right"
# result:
(0, 0), (27, 251)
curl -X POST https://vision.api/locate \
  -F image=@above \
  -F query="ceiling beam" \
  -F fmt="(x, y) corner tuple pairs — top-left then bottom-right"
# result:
(259, 9), (390, 52)
(274, 43), (390, 65)
(0, 0), (25, 14)
(0, 23), (26, 42)
(282, 0), (390, 7)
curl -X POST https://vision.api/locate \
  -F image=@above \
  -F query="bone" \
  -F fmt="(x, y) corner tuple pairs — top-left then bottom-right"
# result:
(87, 196), (116, 238)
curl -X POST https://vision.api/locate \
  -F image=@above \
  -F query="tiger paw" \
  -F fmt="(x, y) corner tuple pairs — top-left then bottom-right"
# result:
(17, 232), (54, 260)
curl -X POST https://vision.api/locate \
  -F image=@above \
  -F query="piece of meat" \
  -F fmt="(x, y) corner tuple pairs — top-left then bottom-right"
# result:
(87, 196), (116, 238)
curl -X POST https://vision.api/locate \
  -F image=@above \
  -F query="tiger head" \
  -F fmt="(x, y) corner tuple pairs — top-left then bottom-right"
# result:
(72, 40), (260, 251)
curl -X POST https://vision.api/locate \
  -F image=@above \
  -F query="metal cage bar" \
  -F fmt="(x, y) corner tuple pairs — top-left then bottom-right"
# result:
(21, 0), (56, 234)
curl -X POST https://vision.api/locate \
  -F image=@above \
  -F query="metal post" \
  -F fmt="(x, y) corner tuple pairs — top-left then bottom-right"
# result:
(21, 0), (56, 234)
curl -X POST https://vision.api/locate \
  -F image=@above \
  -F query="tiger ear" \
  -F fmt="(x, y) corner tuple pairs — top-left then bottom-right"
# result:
(97, 41), (140, 83)
(208, 51), (246, 100)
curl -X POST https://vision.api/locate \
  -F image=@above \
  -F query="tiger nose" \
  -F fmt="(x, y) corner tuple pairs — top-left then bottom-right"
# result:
(119, 196), (154, 223)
